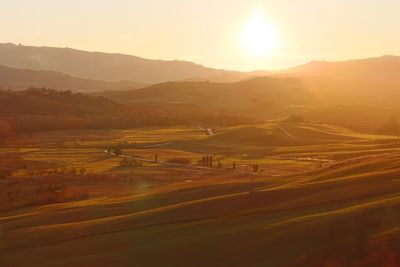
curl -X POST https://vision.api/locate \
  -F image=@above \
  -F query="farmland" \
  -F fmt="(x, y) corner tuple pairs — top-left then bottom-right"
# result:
(2, 123), (400, 266)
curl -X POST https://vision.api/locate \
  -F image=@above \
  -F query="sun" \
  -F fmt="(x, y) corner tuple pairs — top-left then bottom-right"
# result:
(240, 9), (277, 58)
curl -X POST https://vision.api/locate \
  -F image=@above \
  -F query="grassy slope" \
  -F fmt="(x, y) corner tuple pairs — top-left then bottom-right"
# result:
(2, 154), (400, 266)
(2, 125), (400, 266)
(3, 123), (399, 176)
(167, 123), (400, 161)
(302, 104), (400, 131)
(102, 77), (313, 114)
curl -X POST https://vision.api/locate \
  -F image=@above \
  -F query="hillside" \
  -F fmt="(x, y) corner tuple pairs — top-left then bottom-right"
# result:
(282, 55), (400, 80)
(184, 70), (271, 83)
(165, 122), (397, 158)
(100, 56), (400, 132)
(3, 153), (400, 266)
(102, 77), (314, 115)
(0, 64), (145, 92)
(279, 56), (400, 108)
(302, 105), (400, 131)
(0, 88), (127, 134)
(203, 123), (365, 147)
(0, 88), (256, 136)
(0, 88), (121, 116)
(0, 43), (237, 84)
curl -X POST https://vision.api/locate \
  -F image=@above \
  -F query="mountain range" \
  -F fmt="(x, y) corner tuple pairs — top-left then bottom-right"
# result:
(0, 64), (146, 92)
(1, 42), (400, 132)
(0, 43), (241, 84)
(102, 55), (400, 131)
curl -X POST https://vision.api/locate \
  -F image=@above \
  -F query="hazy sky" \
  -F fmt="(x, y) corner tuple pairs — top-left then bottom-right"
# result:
(1, 0), (400, 71)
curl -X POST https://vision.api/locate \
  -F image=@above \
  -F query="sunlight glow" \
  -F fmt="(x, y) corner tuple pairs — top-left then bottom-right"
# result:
(240, 9), (277, 58)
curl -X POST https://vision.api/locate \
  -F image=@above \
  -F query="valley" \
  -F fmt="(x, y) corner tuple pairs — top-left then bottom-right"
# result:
(2, 122), (400, 266)
(1, 38), (400, 267)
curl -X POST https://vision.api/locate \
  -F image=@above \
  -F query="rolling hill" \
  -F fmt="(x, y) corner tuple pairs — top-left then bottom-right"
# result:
(166, 122), (397, 157)
(0, 88), (256, 136)
(0, 43), (240, 84)
(0, 64), (145, 92)
(0, 88), (126, 134)
(3, 153), (400, 267)
(100, 56), (400, 132)
(302, 105), (400, 131)
(282, 55), (400, 80)
(203, 123), (365, 147)
(102, 77), (314, 115)
(279, 56), (400, 108)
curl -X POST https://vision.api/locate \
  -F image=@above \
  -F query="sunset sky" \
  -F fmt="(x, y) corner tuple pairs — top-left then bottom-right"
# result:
(1, 0), (400, 71)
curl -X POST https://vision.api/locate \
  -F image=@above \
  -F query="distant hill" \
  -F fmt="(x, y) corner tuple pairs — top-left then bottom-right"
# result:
(0, 43), (239, 84)
(102, 77), (314, 115)
(0, 87), (121, 116)
(3, 46), (400, 132)
(0, 88), (256, 135)
(278, 56), (400, 106)
(105, 53), (400, 111)
(0, 88), (126, 133)
(101, 55), (400, 131)
(0, 64), (146, 92)
(184, 70), (271, 83)
(281, 55), (400, 79)
(302, 105), (400, 131)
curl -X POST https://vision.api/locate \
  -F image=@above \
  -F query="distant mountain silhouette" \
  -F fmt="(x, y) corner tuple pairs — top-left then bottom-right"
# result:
(0, 43), (241, 84)
(277, 56), (400, 107)
(281, 55), (400, 82)
(0, 64), (146, 92)
(102, 56), (400, 131)
(184, 70), (270, 83)
(103, 77), (314, 115)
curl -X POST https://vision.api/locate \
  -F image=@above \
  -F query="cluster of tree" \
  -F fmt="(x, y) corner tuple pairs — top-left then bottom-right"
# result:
(0, 88), (259, 135)
(24, 167), (87, 178)
(252, 164), (260, 173)
(0, 114), (87, 133)
(200, 155), (214, 167)
(26, 87), (73, 96)
(199, 156), (224, 169)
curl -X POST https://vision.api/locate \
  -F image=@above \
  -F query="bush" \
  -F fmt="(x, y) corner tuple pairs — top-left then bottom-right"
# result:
(31, 185), (89, 206)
